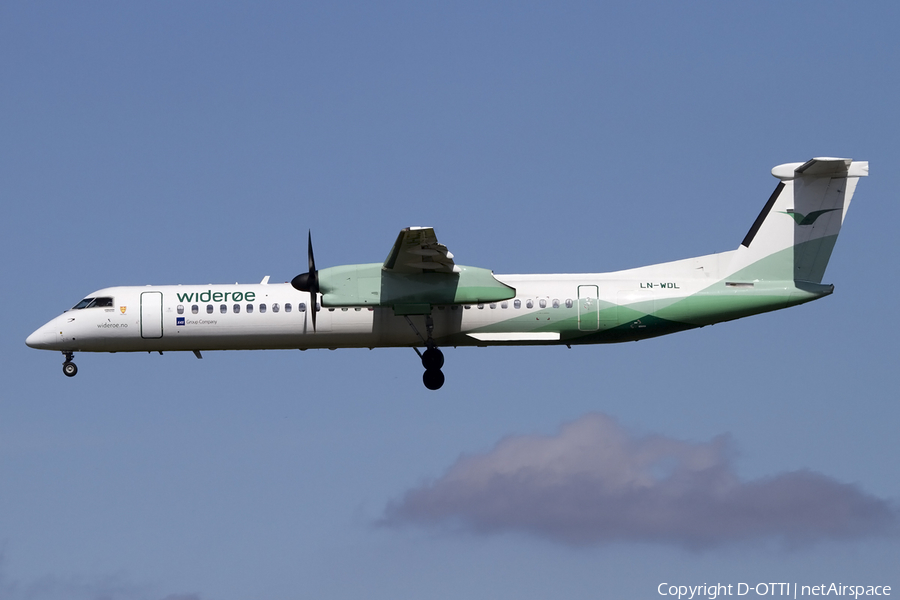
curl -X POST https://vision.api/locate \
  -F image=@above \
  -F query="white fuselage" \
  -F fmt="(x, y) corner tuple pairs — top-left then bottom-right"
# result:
(25, 250), (826, 355)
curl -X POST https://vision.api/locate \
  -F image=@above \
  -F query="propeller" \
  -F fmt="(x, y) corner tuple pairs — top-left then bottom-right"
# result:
(291, 231), (319, 331)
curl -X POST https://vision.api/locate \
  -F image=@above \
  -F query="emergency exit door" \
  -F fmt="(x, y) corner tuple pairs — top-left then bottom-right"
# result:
(577, 285), (599, 331)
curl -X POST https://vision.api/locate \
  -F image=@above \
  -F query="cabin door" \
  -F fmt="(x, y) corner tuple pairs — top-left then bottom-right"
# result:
(577, 285), (600, 331)
(140, 291), (164, 339)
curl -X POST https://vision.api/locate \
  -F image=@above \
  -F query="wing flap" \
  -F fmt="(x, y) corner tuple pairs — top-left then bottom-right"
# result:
(383, 227), (457, 274)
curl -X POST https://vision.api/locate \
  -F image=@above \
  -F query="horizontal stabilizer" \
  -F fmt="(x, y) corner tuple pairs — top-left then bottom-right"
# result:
(771, 157), (869, 180)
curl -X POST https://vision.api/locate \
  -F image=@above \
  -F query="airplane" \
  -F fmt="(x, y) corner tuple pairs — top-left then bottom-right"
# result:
(26, 157), (868, 390)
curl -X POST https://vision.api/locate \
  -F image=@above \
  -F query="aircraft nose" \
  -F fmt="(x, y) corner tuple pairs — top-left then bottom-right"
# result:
(26, 325), (56, 349)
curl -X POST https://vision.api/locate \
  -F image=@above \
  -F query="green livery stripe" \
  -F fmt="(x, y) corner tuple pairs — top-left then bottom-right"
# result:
(463, 239), (838, 345)
(728, 235), (839, 284)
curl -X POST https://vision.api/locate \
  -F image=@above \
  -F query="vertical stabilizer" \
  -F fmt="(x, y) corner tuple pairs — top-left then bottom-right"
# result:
(726, 158), (868, 283)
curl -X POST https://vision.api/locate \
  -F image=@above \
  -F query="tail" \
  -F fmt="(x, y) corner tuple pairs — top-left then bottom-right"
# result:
(726, 157), (868, 283)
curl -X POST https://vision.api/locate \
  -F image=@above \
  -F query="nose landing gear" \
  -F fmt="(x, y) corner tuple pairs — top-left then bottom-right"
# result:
(62, 352), (78, 377)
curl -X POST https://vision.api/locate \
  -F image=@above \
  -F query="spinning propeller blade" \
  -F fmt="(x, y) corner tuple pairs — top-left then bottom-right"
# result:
(290, 230), (319, 331)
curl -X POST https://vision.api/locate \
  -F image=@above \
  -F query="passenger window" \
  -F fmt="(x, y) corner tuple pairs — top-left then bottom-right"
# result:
(341, 307), (348, 311)
(451, 305), (458, 311)
(552, 299), (560, 308)
(514, 300), (521, 309)
(192, 305), (199, 314)
(260, 304), (267, 313)
(220, 304), (227, 314)
(233, 304), (240, 314)
(285, 303), (292, 313)
(464, 305), (471, 310)
(177, 305), (184, 314)
(207, 305), (214, 314)
(566, 299), (574, 308)
(299, 303), (306, 312)
(526, 300), (534, 309)
(355, 307), (361, 311)
(539, 299), (547, 308)
(477, 303), (484, 309)
(501, 301), (508, 309)
(490, 303), (497, 309)
(246, 304), (254, 314)
(437, 306), (445, 310)
(272, 303), (280, 313)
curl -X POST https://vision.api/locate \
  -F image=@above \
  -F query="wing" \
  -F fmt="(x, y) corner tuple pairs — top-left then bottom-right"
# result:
(317, 226), (515, 308)
(383, 227), (459, 274)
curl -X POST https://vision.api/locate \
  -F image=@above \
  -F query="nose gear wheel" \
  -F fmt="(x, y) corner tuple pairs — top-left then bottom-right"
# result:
(62, 352), (77, 377)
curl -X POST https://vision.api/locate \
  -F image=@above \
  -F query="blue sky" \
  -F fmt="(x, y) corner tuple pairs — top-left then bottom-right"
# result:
(2, 2), (899, 599)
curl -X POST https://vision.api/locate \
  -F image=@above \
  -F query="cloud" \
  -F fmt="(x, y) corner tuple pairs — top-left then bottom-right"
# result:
(381, 413), (898, 549)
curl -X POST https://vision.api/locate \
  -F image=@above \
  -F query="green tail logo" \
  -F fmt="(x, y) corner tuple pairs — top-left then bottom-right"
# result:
(781, 208), (840, 226)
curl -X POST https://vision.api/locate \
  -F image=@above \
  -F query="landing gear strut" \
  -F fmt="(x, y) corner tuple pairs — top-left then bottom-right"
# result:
(62, 352), (77, 377)
(406, 314), (445, 390)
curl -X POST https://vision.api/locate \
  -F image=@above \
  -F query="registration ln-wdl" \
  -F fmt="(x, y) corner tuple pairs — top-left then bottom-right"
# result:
(27, 158), (868, 389)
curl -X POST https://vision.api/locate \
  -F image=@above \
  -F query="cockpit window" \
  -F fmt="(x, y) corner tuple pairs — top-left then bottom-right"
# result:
(71, 297), (114, 310)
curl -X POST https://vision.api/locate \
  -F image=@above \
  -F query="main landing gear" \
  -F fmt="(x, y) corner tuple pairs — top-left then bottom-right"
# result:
(62, 352), (77, 377)
(406, 314), (445, 390)
(421, 347), (445, 390)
